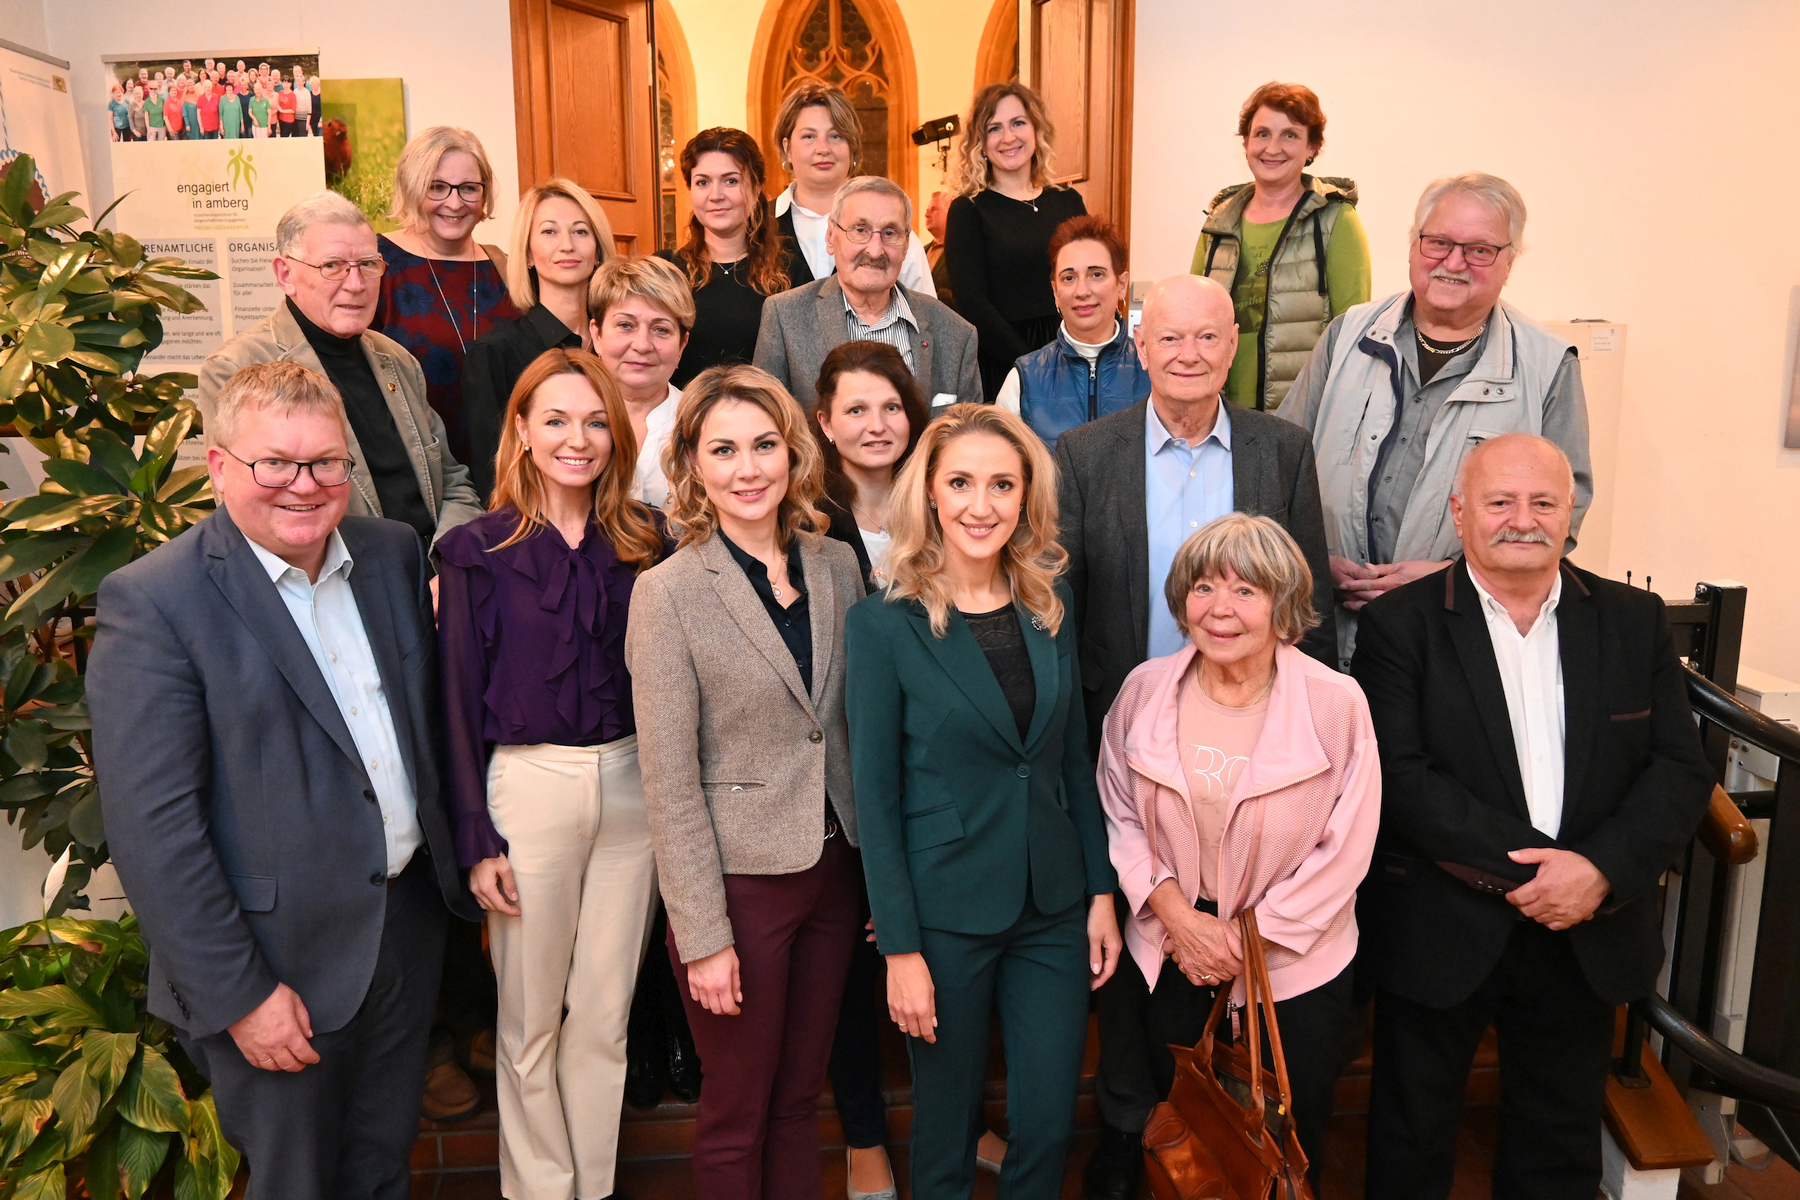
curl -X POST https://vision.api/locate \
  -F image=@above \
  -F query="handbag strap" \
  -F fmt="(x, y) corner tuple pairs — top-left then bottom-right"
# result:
(1242, 909), (1300, 1141)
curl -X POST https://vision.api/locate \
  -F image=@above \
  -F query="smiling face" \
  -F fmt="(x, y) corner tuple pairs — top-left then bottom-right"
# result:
(930, 431), (1023, 569)
(592, 297), (687, 402)
(983, 94), (1037, 180)
(1451, 435), (1573, 584)
(273, 220), (381, 337)
(529, 194), (599, 290)
(1053, 238), (1128, 343)
(420, 150), (485, 248)
(516, 371), (613, 499)
(696, 398), (790, 534)
(819, 370), (910, 475)
(784, 104), (851, 194)
(1134, 277), (1238, 406)
(1185, 565), (1278, 671)
(207, 404), (351, 570)
(827, 188), (906, 296)
(689, 150), (752, 242)
(1243, 105), (1314, 192)
(1409, 190), (1515, 326)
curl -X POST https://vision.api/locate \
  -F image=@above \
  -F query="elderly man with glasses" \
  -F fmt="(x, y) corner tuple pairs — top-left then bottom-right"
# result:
(201, 190), (483, 555)
(755, 174), (980, 411)
(1278, 172), (1592, 669)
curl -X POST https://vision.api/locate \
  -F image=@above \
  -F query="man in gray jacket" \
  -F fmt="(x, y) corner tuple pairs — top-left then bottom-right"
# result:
(1279, 172), (1591, 669)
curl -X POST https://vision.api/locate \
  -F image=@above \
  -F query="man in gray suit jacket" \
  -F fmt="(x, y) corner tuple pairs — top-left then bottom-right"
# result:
(1054, 276), (1336, 1200)
(755, 175), (981, 411)
(89, 362), (478, 1200)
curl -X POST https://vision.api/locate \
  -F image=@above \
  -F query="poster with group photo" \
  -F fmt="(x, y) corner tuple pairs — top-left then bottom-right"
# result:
(102, 48), (326, 369)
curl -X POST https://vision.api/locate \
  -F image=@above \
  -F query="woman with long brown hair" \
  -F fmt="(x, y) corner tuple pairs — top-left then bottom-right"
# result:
(657, 128), (789, 389)
(437, 348), (666, 1200)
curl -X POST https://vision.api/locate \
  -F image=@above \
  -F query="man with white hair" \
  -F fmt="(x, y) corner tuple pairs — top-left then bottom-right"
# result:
(1352, 433), (1711, 1199)
(201, 191), (482, 551)
(754, 174), (980, 410)
(1280, 173), (1592, 669)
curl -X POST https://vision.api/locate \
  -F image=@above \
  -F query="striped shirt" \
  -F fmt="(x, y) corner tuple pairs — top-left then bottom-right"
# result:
(842, 285), (918, 372)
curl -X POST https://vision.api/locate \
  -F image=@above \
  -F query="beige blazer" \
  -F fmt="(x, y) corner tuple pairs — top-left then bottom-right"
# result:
(626, 530), (865, 962)
(197, 303), (483, 546)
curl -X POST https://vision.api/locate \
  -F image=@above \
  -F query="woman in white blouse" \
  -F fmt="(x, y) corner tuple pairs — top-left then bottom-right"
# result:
(589, 256), (693, 508)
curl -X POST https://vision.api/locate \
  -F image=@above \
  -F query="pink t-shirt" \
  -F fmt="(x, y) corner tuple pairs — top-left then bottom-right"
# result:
(1175, 665), (1269, 901)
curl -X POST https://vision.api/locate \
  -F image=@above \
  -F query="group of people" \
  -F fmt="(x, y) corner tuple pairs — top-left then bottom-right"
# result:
(108, 58), (320, 142)
(86, 75), (1718, 1200)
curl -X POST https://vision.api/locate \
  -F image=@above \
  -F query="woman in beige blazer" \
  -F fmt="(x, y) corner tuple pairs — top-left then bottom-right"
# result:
(625, 364), (867, 1200)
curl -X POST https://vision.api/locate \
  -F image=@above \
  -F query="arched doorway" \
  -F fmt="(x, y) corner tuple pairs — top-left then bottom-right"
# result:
(749, 0), (918, 203)
(653, 0), (697, 250)
(974, 0), (1019, 93)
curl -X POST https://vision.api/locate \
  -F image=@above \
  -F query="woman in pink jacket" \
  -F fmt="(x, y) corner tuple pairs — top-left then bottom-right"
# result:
(1098, 512), (1379, 1192)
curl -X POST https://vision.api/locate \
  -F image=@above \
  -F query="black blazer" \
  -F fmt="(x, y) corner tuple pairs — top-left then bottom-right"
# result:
(89, 509), (477, 1039)
(822, 496), (875, 590)
(776, 206), (815, 288)
(1351, 559), (1713, 1007)
(461, 303), (582, 499)
(1054, 398), (1337, 751)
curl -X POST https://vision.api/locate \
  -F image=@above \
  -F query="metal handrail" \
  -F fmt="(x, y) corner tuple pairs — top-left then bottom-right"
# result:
(1685, 666), (1800, 760)
(1637, 994), (1800, 1111)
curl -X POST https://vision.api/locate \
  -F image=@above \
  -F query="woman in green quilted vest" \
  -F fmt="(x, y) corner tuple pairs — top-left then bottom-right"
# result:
(1192, 82), (1370, 413)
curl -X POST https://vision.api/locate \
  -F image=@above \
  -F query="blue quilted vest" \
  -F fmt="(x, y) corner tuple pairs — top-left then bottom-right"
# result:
(1014, 318), (1151, 453)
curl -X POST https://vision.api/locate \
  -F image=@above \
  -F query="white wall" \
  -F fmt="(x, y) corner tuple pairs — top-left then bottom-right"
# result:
(40, 0), (522, 244)
(0, 0), (49, 57)
(1132, 0), (1800, 682)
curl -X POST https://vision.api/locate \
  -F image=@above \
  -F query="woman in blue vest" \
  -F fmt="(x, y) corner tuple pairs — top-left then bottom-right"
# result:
(995, 216), (1147, 454)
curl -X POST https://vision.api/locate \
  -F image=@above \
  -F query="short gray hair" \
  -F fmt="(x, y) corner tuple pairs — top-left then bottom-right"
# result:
(207, 361), (350, 449)
(830, 175), (913, 230)
(1164, 513), (1320, 645)
(1409, 172), (1527, 257)
(1451, 432), (1573, 499)
(276, 190), (372, 259)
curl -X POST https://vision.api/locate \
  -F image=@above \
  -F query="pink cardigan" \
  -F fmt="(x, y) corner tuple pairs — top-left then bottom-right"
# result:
(1099, 641), (1380, 1002)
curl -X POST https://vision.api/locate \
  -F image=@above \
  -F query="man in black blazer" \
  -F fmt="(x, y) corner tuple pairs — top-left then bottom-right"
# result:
(1056, 274), (1336, 1199)
(1352, 433), (1712, 1199)
(89, 362), (479, 1200)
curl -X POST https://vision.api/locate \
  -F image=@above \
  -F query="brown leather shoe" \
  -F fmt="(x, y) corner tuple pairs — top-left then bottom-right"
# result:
(462, 1028), (497, 1079)
(420, 1060), (482, 1123)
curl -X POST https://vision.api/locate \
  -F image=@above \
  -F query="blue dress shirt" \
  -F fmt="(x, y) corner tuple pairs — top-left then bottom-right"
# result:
(1144, 397), (1235, 658)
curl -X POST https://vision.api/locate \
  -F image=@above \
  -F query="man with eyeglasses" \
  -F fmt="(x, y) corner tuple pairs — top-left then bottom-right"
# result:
(1278, 172), (1592, 669)
(201, 191), (483, 559)
(755, 174), (980, 411)
(89, 361), (480, 1200)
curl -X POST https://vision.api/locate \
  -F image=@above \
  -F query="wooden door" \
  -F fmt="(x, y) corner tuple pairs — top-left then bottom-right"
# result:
(512, 0), (659, 254)
(1028, 0), (1134, 243)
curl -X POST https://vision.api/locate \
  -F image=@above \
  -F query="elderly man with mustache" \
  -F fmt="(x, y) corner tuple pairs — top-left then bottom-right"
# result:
(1278, 173), (1592, 669)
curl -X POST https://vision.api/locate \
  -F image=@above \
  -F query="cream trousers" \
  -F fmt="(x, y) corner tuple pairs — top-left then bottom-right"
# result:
(486, 736), (657, 1200)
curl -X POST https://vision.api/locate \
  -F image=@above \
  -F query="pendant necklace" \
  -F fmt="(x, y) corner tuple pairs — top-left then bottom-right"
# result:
(426, 258), (480, 353)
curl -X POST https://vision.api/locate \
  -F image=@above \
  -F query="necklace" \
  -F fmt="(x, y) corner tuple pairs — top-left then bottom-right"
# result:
(1414, 322), (1485, 358)
(425, 258), (480, 353)
(1199, 662), (1276, 709)
(851, 500), (888, 535)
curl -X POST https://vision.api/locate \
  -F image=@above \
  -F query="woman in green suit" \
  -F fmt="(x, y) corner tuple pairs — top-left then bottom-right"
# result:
(845, 403), (1121, 1199)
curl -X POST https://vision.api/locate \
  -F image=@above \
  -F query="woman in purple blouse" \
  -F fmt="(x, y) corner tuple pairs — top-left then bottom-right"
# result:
(437, 347), (667, 1200)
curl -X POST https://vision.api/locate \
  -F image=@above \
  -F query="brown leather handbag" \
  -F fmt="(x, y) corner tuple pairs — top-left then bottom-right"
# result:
(1142, 909), (1314, 1200)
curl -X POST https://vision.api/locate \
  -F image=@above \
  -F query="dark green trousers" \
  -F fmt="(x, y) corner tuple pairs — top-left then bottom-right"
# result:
(909, 897), (1091, 1199)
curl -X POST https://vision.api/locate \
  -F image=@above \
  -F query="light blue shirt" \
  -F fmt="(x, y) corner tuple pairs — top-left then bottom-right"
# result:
(247, 531), (423, 877)
(1145, 397), (1235, 658)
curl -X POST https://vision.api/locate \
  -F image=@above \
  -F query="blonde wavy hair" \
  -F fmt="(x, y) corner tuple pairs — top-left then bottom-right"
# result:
(883, 404), (1065, 637)
(661, 364), (827, 551)
(953, 82), (1057, 197)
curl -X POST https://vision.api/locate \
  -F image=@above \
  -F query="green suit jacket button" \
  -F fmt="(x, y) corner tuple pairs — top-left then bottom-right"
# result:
(1016, 763), (1030, 778)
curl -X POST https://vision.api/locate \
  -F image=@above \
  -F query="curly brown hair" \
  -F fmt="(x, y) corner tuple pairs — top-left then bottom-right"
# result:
(675, 127), (790, 298)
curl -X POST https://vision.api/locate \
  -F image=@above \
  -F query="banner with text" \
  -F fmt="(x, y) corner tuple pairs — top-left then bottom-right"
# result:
(0, 39), (89, 220)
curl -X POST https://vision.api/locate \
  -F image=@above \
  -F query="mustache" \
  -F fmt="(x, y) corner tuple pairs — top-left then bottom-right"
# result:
(851, 251), (892, 270)
(1431, 267), (1475, 285)
(1490, 527), (1552, 547)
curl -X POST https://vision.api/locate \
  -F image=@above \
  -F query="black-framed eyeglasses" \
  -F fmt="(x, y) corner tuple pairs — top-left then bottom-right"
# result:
(284, 255), (387, 281)
(831, 218), (908, 249)
(426, 180), (486, 203)
(1417, 234), (1511, 268)
(223, 448), (356, 488)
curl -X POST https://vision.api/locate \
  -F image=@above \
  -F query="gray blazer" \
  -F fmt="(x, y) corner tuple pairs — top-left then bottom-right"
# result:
(198, 303), (484, 546)
(753, 275), (983, 410)
(1054, 398), (1338, 749)
(625, 530), (866, 962)
(88, 508), (476, 1040)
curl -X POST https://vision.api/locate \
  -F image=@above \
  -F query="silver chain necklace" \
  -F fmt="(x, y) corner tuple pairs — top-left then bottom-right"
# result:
(1415, 322), (1485, 358)
(425, 258), (480, 353)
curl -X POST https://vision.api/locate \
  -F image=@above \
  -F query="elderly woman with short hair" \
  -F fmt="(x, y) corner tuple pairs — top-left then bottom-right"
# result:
(1098, 512), (1380, 1193)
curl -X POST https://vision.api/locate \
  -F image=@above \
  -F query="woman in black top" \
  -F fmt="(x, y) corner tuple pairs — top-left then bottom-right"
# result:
(656, 128), (789, 389)
(946, 83), (1088, 402)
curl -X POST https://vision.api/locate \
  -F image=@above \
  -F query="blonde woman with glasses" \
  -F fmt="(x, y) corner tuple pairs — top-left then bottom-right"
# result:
(845, 404), (1121, 1199)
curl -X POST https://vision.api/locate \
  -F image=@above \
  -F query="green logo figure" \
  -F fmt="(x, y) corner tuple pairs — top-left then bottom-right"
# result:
(227, 147), (257, 197)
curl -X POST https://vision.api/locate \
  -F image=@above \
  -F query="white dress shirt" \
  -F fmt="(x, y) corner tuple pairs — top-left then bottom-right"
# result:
(774, 183), (938, 297)
(632, 382), (680, 509)
(1469, 566), (1566, 837)
(247, 531), (424, 876)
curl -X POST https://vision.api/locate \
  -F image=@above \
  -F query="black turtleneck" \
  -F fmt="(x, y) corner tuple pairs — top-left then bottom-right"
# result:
(288, 299), (434, 544)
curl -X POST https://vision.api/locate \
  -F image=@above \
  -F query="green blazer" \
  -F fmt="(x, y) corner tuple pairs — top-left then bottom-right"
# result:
(845, 583), (1118, 955)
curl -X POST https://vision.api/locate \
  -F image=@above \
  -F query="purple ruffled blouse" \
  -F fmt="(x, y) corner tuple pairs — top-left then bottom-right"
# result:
(437, 508), (651, 867)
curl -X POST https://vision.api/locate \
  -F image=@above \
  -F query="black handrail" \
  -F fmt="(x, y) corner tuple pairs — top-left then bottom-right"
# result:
(1637, 994), (1800, 1111)
(1685, 666), (1800, 760)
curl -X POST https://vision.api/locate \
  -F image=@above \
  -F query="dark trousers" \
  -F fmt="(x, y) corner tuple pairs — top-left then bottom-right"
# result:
(829, 855), (889, 1150)
(184, 859), (447, 1200)
(909, 896), (1091, 1200)
(1097, 942), (1355, 1192)
(1366, 920), (1615, 1200)
(671, 834), (860, 1200)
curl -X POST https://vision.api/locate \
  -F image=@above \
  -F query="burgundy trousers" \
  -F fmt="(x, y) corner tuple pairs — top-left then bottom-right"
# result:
(669, 833), (861, 1199)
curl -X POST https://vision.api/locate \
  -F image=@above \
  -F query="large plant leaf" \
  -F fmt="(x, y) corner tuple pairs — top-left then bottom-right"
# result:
(64, 526), (138, 601)
(115, 1118), (172, 1198)
(84, 1116), (123, 1200)
(50, 1057), (102, 1146)
(0, 153), (34, 223)
(0, 532), (84, 580)
(0, 983), (107, 1026)
(17, 319), (76, 365)
(117, 1045), (185, 1134)
(82, 1030), (137, 1101)
(10, 1166), (67, 1200)
(0, 1031), (50, 1075)
(65, 783), (105, 850)
(41, 457), (124, 497)
(0, 1093), (55, 1168)
(34, 245), (94, 304)
(7, 493), (126, 531)
(173, 1092), (238, 1200)
(4, 720), (49, 771)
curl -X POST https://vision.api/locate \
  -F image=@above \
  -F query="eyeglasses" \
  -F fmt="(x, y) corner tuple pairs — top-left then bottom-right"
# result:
(426, 180), (486, 203)
(223, 448), (356, 488)
(285, 256), (387, 281)
(831, 219), (909, 249)
(1416, 235), (1512, 268)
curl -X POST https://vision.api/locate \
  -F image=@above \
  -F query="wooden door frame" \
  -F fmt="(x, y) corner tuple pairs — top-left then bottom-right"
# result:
(975, 0), (1020, 90)
(1025, 0), (1133, 247)
(653, 0), (698, 246)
